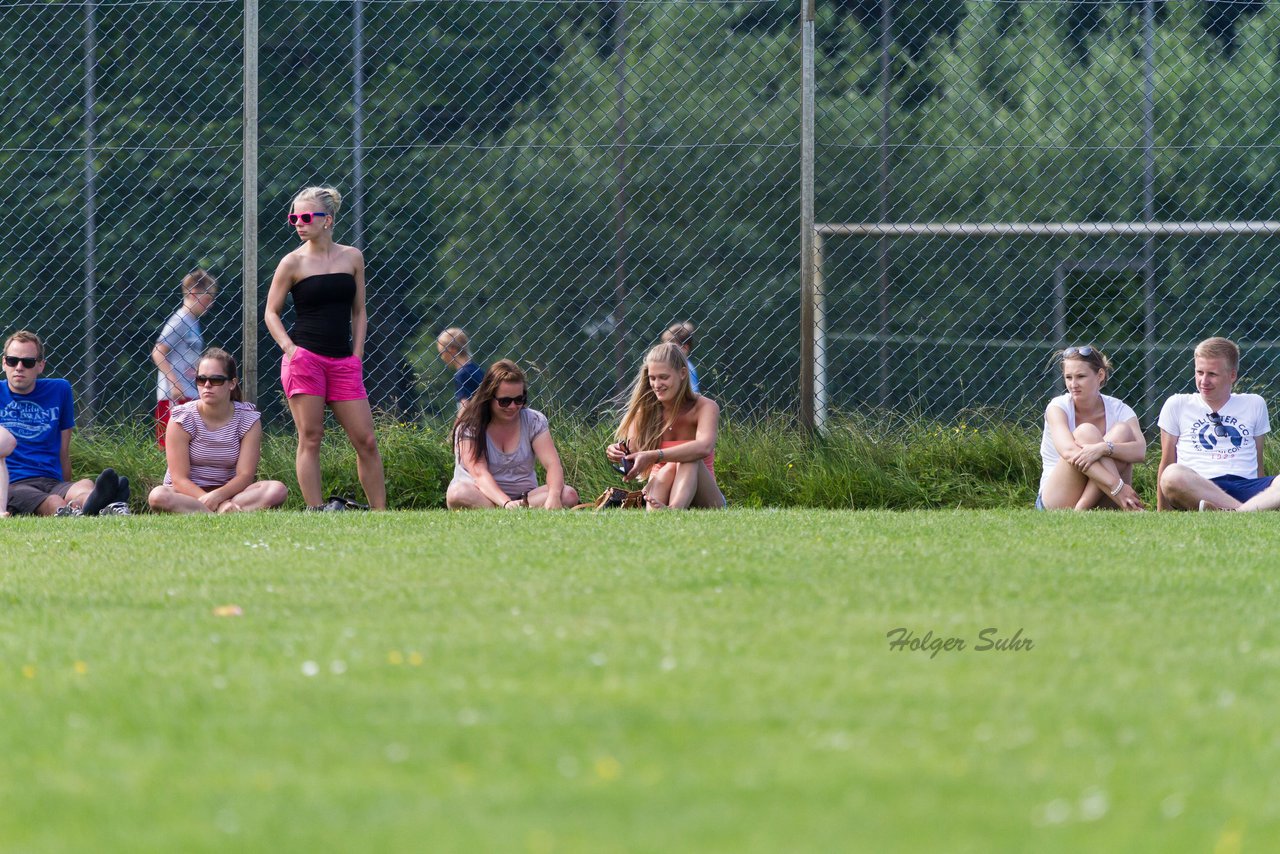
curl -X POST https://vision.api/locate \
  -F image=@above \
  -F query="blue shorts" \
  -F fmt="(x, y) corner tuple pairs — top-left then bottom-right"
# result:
(1211, 474), (1277, 503)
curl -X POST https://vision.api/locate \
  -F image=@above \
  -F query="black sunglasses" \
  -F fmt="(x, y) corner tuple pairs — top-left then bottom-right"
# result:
(495, 394), (527, 408)
(4, 355), (38, 368)
(1207, 411), (1229, 437)
(196, 374), (230, 387)
(1063, 345), (1095, 358)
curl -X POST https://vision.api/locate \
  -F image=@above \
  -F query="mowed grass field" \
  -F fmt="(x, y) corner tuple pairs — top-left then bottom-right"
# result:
(2, 509), (1274, 853)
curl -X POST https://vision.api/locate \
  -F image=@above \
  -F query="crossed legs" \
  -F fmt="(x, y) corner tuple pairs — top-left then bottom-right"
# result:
(1040, 422), (1140, 510)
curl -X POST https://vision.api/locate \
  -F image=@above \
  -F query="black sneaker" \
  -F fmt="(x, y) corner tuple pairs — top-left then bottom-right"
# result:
(82, 468), (119, 517)
(98, 501), (132, 516)
(325, 494), (369, 511)
(54, 504), (84, 517)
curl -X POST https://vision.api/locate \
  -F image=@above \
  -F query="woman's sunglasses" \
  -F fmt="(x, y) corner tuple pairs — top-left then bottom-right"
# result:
(3, 355), (38, 368)
(196, 374), (230, 387)
(1063, 345), (1095, 358)
(495, 395), (527, 408)
(287, 211), (329, 226)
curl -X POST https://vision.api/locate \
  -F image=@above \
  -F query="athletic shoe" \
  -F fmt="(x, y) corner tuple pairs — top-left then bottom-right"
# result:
(82, 468), (119, 517)
(325, 494), (369, 511)
(54, 504), (84, 517)
(98, 501), (132, 516)
(321, 497), (349, 512)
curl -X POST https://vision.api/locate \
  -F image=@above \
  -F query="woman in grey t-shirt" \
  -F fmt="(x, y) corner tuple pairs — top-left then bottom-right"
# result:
(446, 359), (578, 509)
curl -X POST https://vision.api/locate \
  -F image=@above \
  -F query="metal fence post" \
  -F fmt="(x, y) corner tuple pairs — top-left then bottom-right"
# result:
(242, 0), (259, 403)
(81, 0), (98, 426)
(352, 0), (366, 249)
(799, 0), (816, 431)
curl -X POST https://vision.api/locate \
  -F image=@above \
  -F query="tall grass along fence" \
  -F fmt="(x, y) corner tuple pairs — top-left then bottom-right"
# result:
(68, 411), (1189, 511)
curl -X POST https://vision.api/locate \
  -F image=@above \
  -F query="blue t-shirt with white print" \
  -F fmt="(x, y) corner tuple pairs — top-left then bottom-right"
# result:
(0, 378), (75, 481)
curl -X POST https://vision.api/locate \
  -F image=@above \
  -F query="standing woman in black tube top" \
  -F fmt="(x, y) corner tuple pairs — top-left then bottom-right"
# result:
(264, 185), (387, 510)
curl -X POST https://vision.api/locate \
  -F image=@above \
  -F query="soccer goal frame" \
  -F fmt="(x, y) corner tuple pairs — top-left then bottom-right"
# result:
(802, 220), (1280, 432)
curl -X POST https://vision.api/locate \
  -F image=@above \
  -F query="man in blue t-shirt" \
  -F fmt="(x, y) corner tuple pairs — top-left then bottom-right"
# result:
(1, 330), (128, 516)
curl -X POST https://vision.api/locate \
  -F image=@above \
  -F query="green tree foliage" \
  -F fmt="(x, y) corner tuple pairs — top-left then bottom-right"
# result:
(3, 0), (1280, 427)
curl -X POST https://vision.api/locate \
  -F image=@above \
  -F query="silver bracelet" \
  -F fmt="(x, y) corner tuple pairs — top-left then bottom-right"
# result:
(1105, 440), (1115, 456)
(1109, 480), (1124, 497)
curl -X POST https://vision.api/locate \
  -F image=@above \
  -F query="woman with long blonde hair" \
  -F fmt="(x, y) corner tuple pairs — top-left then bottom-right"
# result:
(607, 343), (725, 510)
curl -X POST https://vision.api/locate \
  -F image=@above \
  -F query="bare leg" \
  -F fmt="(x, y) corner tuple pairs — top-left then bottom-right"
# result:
(446, 481), (499, 509)
(668, 460), (727, 509)
(148, 485), (212, 514)
(223, 480), (290, 512)
(330, 398), (387, 510)
(288, 394), (327, 508)
(525, 484), (579, 508)
(1045, 423), (1139, 511)
(0, 428), (12, 516)
(643, 465), (675, 511)
(1159, 463), (1241, 510)
(1236, 479), (1280, 511)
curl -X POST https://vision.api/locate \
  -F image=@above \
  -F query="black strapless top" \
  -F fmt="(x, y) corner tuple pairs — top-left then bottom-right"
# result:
(291, 272), (356, 357)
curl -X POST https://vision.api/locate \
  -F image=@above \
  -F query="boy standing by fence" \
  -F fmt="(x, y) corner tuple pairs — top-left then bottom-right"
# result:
(151, 269), (217, 447)
(437, 327), (485, 407)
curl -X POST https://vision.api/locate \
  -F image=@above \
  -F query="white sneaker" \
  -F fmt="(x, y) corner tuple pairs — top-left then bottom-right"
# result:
(98, 502), (132, 516)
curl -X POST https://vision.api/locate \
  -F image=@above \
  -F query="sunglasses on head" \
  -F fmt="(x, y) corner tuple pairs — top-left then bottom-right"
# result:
(1208, 411), (1229, 437)
(495, 394), (527, 408)
(4, 355), (38, 368)
(287, 211), (329, 226)
(1063, 346), (1095, 358)
(196, 374), (230, 387)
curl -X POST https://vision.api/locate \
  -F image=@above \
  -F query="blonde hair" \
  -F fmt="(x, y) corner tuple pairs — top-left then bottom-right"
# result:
(1194, 337), (1240, 374)
(617, 343), (694, 455)
(183, 268), (217, 295)
(661, 321), (695, 349)
(292, 185), (343, 218)
(437, 327), (470, 356)
(1058, 344), (1114, 384)
(4, 329), (44, 361)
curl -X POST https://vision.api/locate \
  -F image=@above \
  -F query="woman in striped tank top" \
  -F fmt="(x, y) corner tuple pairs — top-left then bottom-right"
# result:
(148, 349), (289, 514)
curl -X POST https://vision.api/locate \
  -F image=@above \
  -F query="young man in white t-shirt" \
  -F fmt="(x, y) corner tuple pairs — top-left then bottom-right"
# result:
(1157, 336), (1280, 511)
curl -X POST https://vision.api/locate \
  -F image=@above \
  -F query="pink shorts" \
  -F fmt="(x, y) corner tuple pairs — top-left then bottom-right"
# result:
(282, 346), (367, 402)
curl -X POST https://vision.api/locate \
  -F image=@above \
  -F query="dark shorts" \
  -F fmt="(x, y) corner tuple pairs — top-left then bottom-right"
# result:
(1211, 474), (1278, 504)
(8, 477), (73, 515)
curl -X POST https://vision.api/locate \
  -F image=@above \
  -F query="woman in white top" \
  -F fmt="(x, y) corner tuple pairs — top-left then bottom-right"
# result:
(148, 348), (289, 514)
(1038, 345), (1146, 511)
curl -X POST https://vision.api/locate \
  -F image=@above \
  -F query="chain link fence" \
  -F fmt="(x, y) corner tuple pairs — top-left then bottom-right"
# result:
(5, 0), (1280, 433)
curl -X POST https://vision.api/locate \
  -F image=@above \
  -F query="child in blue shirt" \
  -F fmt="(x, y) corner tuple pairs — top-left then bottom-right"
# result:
(437, 327), (485, 407)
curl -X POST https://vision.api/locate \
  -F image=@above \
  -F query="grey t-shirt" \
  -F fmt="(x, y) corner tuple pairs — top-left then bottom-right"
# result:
(451, 407), (549, 499)
(155, 307), (203, 401)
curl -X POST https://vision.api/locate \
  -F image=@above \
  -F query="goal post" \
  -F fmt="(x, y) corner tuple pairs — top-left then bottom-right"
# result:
(804, 221), (1280, 432)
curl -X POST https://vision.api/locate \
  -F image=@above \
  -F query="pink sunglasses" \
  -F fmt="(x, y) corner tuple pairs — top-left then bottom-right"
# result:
(288, 211), (329, 226)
